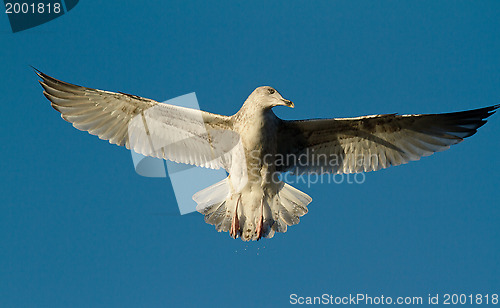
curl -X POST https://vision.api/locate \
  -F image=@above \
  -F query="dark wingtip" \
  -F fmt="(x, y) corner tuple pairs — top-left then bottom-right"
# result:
(483, 104), (500, 119)
(31, 66), (44, 79)
(31, 65), (41, 73)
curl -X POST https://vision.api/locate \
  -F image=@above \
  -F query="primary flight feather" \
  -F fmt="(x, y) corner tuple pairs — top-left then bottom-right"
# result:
(36, 69), (498, 241)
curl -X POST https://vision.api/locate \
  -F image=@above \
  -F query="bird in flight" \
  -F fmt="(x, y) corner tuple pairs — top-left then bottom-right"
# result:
(36, 69), (498, 241)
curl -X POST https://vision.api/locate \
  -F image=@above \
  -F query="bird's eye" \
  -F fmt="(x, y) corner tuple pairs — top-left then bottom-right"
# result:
(268, 88), (275, 94)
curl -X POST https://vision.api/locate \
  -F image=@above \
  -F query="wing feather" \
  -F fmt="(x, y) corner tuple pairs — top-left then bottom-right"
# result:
(36, 69), (238, 170)
(278, 105), (498, 174)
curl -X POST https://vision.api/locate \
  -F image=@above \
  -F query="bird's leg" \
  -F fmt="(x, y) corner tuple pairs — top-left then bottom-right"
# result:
(230, 195), (241, 239)
(256, 198), (264, 240)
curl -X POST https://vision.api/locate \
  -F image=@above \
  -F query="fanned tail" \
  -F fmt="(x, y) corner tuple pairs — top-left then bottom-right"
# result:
(193, 179), (312, 241)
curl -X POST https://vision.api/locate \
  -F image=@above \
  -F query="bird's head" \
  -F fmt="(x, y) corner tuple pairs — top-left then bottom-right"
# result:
(248, 86), (294, 109)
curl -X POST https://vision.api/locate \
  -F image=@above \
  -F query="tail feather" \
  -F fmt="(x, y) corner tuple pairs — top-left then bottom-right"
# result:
(193, 178), (230, 213)
(279, 184), (312, 217)
(272, 183), (311, 233)
(217, 196), (239, 233)
(279, 203), (299, 226)
(193, 178), (234, 233)
(261, 197), (275, 239)
(193, 179), (312, 241)
(204, 202), (226, 225)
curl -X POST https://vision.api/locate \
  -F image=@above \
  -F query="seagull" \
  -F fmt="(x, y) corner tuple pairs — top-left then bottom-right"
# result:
(35, 69), (499, 241)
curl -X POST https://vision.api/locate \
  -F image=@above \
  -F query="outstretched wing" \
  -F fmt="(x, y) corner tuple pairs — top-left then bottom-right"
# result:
(37, 69), (239, 170)
(277, 105), (499, 174)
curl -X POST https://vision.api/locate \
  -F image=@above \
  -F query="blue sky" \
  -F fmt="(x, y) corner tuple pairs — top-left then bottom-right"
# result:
(1, 1), (499, 307)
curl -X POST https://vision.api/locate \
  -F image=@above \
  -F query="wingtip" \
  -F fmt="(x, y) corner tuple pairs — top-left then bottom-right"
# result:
(31, 66), (45, 79)
(486, 104), (500, 116)
(31, 65), (40, 73)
